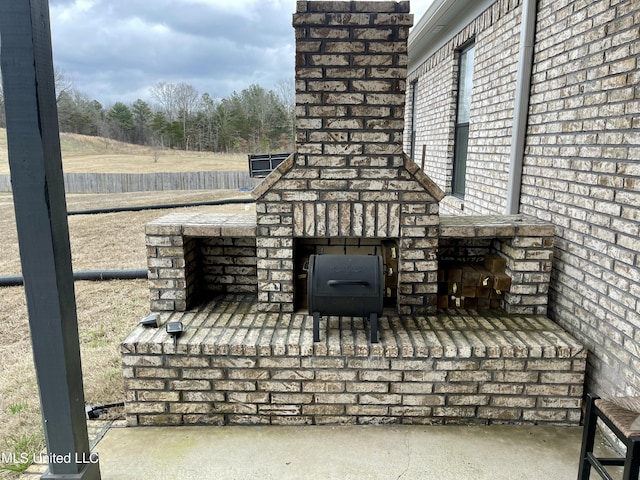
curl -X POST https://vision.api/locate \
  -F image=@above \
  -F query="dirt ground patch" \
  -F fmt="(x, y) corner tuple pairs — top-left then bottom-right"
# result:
(0, 189), (256, 478)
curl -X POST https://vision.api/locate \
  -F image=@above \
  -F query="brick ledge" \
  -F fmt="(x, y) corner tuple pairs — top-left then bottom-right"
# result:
(123, 294), (583, 359)
(122, 294), (586, 427)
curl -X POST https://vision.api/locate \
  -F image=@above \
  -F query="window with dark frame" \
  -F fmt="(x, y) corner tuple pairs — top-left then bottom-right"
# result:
(452, 42), (475, 198)
(410, 80), (418, 162)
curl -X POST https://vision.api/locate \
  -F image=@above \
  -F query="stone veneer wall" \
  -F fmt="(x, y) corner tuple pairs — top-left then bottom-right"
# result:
(253, 1), (445, 316)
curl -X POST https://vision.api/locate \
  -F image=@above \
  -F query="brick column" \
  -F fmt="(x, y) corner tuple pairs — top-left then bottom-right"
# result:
(293, 1), (412, 171)
(255, 2), (444, 315)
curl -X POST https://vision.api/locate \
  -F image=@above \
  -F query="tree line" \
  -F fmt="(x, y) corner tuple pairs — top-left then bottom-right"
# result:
(0, 71), (295, 154)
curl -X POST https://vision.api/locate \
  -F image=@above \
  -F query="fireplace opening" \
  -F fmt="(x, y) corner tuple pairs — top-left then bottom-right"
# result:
(294, 237), (399, 312)
(437, 238), (512, 311)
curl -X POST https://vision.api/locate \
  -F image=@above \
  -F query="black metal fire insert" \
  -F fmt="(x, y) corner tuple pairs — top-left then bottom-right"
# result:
(307, 254), (384, 343)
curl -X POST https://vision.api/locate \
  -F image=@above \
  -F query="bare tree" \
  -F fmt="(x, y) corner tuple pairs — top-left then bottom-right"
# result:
(54, 67), (74, 103)
(174, 82), (200, 150)
(150, 81), (178, 121)
(274, 77), (295, 114)
(274, 77), (295, 150)
(199, 92), (219, 151)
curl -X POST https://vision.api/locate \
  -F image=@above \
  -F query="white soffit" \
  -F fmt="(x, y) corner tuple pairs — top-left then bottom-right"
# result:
(408, 0), (495, 74)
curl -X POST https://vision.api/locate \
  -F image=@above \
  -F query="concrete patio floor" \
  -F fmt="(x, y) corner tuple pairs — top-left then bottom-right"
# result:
(22, 422), (621, 480)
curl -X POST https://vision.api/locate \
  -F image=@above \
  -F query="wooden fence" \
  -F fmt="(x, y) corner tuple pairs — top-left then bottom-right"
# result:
(0, 171), (262, 193)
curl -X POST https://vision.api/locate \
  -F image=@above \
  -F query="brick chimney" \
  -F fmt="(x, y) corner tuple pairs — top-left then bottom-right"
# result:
(252, 1), (444, 315)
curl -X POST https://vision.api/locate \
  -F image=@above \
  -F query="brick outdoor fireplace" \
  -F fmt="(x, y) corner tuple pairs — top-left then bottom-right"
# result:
(253, 1), (444, 316)
(124, 1), (586, 428)
(145, 1), (555, 319)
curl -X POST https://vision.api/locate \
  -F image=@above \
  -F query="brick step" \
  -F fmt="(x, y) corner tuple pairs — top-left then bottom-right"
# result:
(122, 294), (585, 427)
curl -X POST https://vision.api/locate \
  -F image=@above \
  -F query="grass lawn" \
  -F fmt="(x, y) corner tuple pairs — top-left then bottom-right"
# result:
(0, 129), (247, 174)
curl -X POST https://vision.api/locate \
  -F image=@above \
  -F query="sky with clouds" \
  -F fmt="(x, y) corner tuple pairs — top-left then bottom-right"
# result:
(48, 0), (435, 106)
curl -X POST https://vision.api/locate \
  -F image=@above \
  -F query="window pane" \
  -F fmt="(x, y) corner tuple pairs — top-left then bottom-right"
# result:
(453, 43), (474, 198)
(457, 46), (474, 124)
(410, 81), (418, 160)
(452, 124), (469, 196)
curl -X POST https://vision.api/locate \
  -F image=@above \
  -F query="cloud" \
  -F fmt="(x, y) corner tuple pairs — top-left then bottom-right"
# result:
(50, 0), (294, 104)
(48, 0), (433, 106)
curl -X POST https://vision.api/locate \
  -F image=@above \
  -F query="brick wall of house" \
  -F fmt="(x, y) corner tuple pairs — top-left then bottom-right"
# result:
(522, 0), (640, 396)
(406, 52), (457, 190)
(407, 0), (640, 396)
(464, 2), (522, 213)
(405, 0), (523, 214)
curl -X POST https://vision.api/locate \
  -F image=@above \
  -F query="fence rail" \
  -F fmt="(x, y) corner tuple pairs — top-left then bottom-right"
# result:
(0, 171), (262, 194)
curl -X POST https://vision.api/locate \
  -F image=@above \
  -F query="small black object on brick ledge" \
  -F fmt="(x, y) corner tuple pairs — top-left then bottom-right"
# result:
(307, 254), (384, 343)
(165, 321), (184, 347)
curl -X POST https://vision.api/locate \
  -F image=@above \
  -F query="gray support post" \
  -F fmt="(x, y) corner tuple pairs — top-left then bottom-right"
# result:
(0, 2), (101, 479)
(505, 0), (538, 214)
